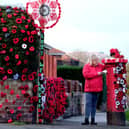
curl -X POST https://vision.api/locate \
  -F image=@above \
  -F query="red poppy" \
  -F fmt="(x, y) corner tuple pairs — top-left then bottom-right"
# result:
(25, 25), (29, 29)
(2, 75), (7, 81)
(17, 106), (22, 110)
(23, 37), (27, 41)
(10, 109), (14, 114)
(29, 106), (34, 112)
(7, 14), (12, 18)
(21, 29), (26, 33)
(12, 29), (17, 34)
(21, 75), (27, 81)
(2, 27), (8, 32)
(24, 93), (30, 98)
(16, 60), (21, 66)
(27, 31), (30, 35)
(16, 94), (20, 99)
(27, 19), (31, 23)
(32, 96), (38, 102)
(1, 18), (6, 23)
(0, 104), (3, 108)
(7, 69), (13, 74)
(26, 51), (30, 55)
(21, 16), (26, 20)
(10, 89), (14, 95)
(2, 43), (7, 48)
(15, 54), (19, 59)
(5, 85), (9, 89)
(33, 85), (38, 93)
(29, 35), (34, 43)
(24, 85), (29, 91)
(29, 46), (35, 52)
(21, 90), (26, 95)
(8, 118), (13, 123)
(31, 30), (37, 35)
(5, 99), (8, 103)
(16, 113), (22, 120)
(24, 60), (28, 64)
(9, 48), (13, 52)
(22, 68), (28, 73)
(28, 74), (34, 80)
(0, 37), (2, 40)
(13, 38), (19, 44)
(12, 100), (16, 104)
(0, 92), (6, 98)
(5, 56), (10, 61)
(16, 18), (22, 24)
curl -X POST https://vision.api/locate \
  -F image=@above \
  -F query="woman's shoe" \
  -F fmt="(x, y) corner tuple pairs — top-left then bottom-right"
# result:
(81, 118), (89, 125)
(91, 118), (97, 125)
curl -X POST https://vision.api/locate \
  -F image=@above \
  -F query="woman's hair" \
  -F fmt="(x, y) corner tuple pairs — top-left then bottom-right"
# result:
(88, 54), (99, 65)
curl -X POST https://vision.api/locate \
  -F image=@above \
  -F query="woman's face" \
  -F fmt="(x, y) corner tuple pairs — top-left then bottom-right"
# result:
(92, 58), (99, 66)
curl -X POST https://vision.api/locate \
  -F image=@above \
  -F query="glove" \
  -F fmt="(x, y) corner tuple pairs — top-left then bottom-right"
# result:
(102, 70), (107, 74)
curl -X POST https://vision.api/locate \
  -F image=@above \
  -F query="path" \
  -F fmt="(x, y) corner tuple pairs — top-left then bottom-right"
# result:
(0, 112), (129, 129)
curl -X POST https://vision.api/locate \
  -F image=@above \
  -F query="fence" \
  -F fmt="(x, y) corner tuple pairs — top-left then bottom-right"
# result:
(63, 80), (83, 118)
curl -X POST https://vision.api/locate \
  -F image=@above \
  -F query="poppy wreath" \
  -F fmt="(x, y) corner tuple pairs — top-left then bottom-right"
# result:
(42, 78), (67, 123)
(26, 0), (61, 29)
(0, 6), (41, 123)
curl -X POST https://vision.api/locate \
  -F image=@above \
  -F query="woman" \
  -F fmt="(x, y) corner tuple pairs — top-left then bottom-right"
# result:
(82, 54), (106, 125)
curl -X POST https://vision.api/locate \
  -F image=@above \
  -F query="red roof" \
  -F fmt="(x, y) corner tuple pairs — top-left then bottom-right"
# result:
(49, 48), (65, 56)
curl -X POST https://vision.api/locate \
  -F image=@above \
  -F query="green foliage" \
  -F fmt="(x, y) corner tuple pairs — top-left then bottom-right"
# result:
(126, 109), (129, 121)
(57, 65), (85, 87)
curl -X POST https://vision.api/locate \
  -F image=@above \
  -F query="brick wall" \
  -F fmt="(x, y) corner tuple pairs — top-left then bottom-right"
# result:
(0, 80), (33, 123)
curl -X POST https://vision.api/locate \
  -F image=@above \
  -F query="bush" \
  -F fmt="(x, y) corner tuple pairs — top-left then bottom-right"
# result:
(57, 65), (85, 88)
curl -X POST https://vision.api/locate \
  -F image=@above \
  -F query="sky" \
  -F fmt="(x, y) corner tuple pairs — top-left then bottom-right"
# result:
(1, 0), (129, 59)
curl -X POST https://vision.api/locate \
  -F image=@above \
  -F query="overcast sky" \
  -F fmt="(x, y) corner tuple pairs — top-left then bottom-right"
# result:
(1, 0), (129, 59)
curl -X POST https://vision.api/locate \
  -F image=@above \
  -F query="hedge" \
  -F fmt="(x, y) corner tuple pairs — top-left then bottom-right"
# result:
(57, 65), (85, 87)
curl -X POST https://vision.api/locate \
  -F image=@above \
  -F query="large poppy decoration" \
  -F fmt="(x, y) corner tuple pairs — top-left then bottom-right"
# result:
(26, 0), (61, 29)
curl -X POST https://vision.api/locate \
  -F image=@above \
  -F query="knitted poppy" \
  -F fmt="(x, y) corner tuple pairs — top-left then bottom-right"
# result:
(9, 48), (13, 52)
(21, 29), (25, 33)
(16, 94), (20, 99)
(2, 27), (8, 32)
(5, 85), (9, 89)
(0, 37), (2, 40)
(21, 74), (27, 81)
(12, 29), (17, 34)
(29, 106), (34, 112)
(4, 56), (10, 61)
(8, 118), (13, 123)
(25, 25), (29, 29)
(29, 46), (35, 52)
(16, 18), (22, 23)
(16, 60), (21, 66)
(17, 106), (21, 110)
(2, 75), (7, 81)
(0, 104), (3, 108)
(15, 54), (19, 59)
(24, 60), (28, 64)
(22, 68), (28, 73)
(21, 16), (26, 20)
(13, 38), (19, 44)
(2, 43), (7, 48)
(28, 73), (34, 80)
(29, 36), (34, 43)
(10, 109), (14, 114)
(1, 18), (6, 23)
(16, 113), (22, 120)
(10, 89), (14, 95)
(21, 90), (26, 95)
(25, 51), (30, 55)
(24, 85), (29, 91)
(23, 37), (27, 41)
(7, 14), (12, 18)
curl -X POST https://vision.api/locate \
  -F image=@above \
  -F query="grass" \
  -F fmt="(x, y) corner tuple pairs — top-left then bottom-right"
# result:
(126, 109), (129, 121)
(11, 121), (25, 125)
